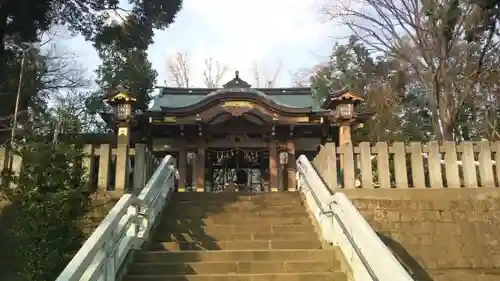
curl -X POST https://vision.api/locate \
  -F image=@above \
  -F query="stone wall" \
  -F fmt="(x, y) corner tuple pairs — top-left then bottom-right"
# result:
(344, 188), (500, 281)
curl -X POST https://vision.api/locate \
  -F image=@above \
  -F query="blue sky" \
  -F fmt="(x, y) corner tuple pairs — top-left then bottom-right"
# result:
(52, 0), (343, 88)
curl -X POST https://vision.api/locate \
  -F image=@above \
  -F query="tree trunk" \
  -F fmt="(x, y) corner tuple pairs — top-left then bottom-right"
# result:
(441, 121), (455, 141)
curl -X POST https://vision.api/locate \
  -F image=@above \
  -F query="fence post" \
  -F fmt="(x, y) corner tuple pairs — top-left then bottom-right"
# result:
(392, 142), (408, 188)
(495, 142), (500, 186)
(82, 144), (96, 185)
(359, 142), (373, 189)
(342, 142), (355, 189)
(133, 144), (147, 194)
(478, 141), (494, 187)
(443, 142), (460, 188)
(0, 147), (6, 185)
(428, 141), (443, 188)
(324, 143), (338, 191)
(376, 142), (391, 188)
(410, 142), (425, 188)
(461, 142), (477, 188)
(98, 144), (112, 191)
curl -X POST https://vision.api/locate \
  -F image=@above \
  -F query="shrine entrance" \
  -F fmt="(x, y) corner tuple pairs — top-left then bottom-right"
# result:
(206, 148), (269, 193)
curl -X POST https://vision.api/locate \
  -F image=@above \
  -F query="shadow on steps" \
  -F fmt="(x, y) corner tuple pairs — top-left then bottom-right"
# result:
(123, 191), (347, 281)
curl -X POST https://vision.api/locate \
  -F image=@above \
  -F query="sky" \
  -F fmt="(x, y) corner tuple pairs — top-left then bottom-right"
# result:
(51, 0), (344, 88)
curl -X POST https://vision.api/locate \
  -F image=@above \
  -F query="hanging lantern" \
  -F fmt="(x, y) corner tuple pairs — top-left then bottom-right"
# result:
(187, 151), (196, 165)
(279, 151), (288, 165)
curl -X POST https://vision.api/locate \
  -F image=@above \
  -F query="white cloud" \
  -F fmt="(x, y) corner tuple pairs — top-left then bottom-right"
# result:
(152, 0), (333, 87)
(52, 0), (340, 90)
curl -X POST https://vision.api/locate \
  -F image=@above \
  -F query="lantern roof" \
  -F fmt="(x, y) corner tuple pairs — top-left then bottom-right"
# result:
(320, 88), (363, 109)
(102, 84), (138, 104)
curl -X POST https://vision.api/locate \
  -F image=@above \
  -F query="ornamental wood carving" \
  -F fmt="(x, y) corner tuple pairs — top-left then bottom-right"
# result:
(221, 101), (254, 116)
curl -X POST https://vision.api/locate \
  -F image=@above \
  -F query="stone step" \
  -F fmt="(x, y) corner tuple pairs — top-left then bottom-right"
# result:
(169, 199), (305, 210)
(172, 199), (304, 208)
(158, 224), (314, 234)
(169, 203), (305, 211)
(122, 272), (346, 281)
(172, 194), (303, 201)
(128, 260), (339, 275)
(153, 231), (318, 242)
(172, 192), (302, 201)
(158, 217), (311, 226)
(148, 240), (322, 251)
(169, 210), (309, 219)
(134, 249), (338, 263)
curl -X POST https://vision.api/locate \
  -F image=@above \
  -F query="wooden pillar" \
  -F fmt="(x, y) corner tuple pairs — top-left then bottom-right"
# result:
(115, 125), (130, 193)
(178, 146), (187, 192)
(196, 144), (206, 192)
(269, 140), (278, 192)
(287, 140), (297, 191)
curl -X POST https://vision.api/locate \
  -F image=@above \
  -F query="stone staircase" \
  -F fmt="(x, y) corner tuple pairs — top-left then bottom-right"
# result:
(122, 192), (348, 281)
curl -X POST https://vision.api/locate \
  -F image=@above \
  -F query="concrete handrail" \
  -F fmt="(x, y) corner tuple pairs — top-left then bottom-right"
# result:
(296, 154), (413, 281)
(55, 155), (176, 281)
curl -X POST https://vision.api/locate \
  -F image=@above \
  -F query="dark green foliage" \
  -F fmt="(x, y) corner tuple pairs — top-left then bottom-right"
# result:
(0, 1), (184, 278)
(92, 1), (182, 110)
(95, 48), (157, 110)
(0, 0), (183, 119)
(1, 141), (90, 281)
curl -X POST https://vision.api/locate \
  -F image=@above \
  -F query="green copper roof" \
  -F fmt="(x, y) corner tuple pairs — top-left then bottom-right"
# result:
(149, 87), (323, 112)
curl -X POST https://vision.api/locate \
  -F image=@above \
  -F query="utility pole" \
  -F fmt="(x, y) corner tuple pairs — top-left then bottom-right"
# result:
(5, 39), (41, 172)
(7, 50), (26, 172)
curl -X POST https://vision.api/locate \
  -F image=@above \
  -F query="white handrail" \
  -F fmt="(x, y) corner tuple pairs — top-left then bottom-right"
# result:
(55, 155), (176, 281)
(296, 155), (413, 281)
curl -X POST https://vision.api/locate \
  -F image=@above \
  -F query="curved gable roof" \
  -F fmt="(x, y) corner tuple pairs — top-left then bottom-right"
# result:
(149, 87), (323, 114)
(159, 87), (312, 115)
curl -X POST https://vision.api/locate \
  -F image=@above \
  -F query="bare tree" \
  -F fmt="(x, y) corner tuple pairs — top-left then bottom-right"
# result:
(252, 60), (283, 88)
(0, 28), (91, 138)
(290, 67), (317, 87)
(324, 0), (499, 140)
(167, 52), (229, 87)
(203, 58), (228, 87)
(167, 52), (191, 87)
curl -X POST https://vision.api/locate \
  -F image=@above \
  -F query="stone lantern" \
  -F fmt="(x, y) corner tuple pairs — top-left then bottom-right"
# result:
(102, 84), (137, 193)
(336, 102), (355, 120)
(103, 84), (137, 123)
(320, 88), (364, 146)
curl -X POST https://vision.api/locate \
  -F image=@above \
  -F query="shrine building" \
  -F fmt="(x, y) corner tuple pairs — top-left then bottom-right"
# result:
(101, 71), (369, 193)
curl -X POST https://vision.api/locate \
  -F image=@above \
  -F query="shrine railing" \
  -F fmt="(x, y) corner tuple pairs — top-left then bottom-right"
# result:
(296, 154), (414, 281)
(0, 143), (160, 193)
(54, 155), (176, 281)
(313, 141), (500, 190)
